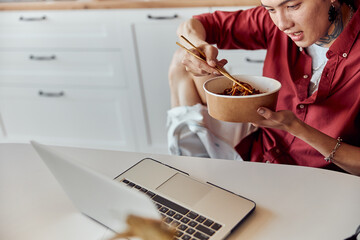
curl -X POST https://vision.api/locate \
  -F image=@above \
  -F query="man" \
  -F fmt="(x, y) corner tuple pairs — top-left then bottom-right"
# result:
(167, 0), (360, 175)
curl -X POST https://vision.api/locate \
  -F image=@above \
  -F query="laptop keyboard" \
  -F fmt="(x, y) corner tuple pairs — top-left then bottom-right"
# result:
(121, 179), (222, 240)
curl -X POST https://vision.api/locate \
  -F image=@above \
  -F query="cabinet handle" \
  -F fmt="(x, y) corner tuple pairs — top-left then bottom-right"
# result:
(0, 113), (7, 137)
(245, 57), (264, 64)
(29, 55), (56, 61)
(38, 90), (65, 97)
(147, 14), (178, 20)
(19, 15), (47, 21)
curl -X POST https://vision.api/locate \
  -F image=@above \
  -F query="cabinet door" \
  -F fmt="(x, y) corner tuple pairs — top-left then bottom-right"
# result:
(133, 8), (209, 154)
(218, 49), (266, 76)
(0, 87), (137, 151)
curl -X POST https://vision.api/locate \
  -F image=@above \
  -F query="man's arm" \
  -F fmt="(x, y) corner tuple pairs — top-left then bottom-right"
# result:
(176, 18), (207, 47)
(256, 107), (360, 176)
(175, 18), (227, 76)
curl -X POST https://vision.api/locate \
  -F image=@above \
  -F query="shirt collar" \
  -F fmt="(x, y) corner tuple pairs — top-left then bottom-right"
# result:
(328, 6), (360, 57)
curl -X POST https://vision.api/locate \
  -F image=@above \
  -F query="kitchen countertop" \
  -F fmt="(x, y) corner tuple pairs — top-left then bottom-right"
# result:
(0, 0), (260, 11)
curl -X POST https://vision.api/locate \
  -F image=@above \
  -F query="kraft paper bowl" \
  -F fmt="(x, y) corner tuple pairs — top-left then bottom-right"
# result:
(203, 75), (281, 122)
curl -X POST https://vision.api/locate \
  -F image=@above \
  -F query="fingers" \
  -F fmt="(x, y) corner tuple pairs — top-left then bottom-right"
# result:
(252, 107), (278, 128)
(257, 107), (293, 123)
(217, 59), (228, 68)
(255, 108), (300, 132)
(180, 44), (224, 76)
(257, 107), (284, 126)
(203, 44), (218, 67)
(182, 56), (227, 76)
(182, 56), (214, 76)
(257, 107), (273, 120)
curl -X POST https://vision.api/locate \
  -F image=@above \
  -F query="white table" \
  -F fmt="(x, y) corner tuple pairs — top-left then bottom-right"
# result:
(1, 143), (359, 240)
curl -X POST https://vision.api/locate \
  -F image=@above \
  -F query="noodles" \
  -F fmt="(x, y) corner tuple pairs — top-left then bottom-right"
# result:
(221, 81), (261, 96)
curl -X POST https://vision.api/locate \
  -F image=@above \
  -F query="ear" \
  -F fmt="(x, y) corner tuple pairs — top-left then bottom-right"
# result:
(331, 0), (340, 7)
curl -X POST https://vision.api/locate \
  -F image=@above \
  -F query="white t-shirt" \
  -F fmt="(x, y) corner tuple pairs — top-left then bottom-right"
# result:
(306, 44), (329, 96)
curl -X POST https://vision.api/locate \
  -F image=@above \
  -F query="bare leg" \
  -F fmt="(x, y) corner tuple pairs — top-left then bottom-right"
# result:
(168, 49), (212, 108)
(167, 49), (252, 159)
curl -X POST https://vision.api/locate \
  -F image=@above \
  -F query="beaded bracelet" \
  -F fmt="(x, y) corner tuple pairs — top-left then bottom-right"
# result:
(324, 137), (342, 163)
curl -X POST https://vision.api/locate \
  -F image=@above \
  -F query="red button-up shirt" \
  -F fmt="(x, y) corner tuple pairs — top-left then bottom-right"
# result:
(194, 6), (360, 172)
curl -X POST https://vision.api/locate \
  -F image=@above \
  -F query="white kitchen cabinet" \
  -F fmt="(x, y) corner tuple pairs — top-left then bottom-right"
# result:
(0, 10), (148, 152)
(218, 49), (266, 76)
(132, 7), (209, 153)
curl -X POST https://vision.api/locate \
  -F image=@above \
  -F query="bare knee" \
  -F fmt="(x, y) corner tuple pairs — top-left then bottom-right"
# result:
(168, 49), (202, 107)
(168, 49), (212, 107)
(168, 49), (188, 87)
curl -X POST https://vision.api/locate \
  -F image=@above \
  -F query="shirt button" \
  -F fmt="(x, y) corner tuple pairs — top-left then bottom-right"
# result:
(303, 74), (309, 79)
(265, 160), (271, 163)
(299, 104), (305, 109)
(275, 148), (280, 154)
(342, 53), (348, 58)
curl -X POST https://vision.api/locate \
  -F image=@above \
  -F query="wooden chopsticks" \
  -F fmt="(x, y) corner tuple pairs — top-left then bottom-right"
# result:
(176, 35), (253, 94)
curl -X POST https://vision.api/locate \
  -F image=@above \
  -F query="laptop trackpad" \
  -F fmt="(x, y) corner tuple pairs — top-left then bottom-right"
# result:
(156, 173), (211, 206)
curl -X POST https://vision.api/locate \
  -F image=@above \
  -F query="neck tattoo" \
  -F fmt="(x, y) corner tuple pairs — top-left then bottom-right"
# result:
(317, 5), (354, 46)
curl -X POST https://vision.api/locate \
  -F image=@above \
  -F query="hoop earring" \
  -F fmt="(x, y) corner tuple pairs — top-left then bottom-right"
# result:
(328, 4), (337, 22)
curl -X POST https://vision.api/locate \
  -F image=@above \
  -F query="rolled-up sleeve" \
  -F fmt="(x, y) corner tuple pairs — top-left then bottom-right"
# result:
(193, 6), (276, 50)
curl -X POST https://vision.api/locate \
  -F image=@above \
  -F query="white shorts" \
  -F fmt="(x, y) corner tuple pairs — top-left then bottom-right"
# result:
(166, 104), (258, 160)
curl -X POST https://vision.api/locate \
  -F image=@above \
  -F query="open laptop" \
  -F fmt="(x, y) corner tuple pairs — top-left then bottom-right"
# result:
(31, 141), (255, 240)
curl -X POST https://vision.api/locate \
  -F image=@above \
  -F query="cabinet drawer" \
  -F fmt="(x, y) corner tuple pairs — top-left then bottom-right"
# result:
(128, 7), (210, 21)
(0, 10), (130, 49)
(218, 49), (266, 76)
(0, 87), (136, 150)
(0, 50), (127, 87)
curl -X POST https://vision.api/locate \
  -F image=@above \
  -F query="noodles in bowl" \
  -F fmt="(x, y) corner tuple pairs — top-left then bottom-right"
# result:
(203, 75), (281, 122)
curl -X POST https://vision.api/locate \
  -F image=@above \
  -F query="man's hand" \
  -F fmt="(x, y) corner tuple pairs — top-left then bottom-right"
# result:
(181, 43), (227, 76)
(253, 107), (302, 135)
